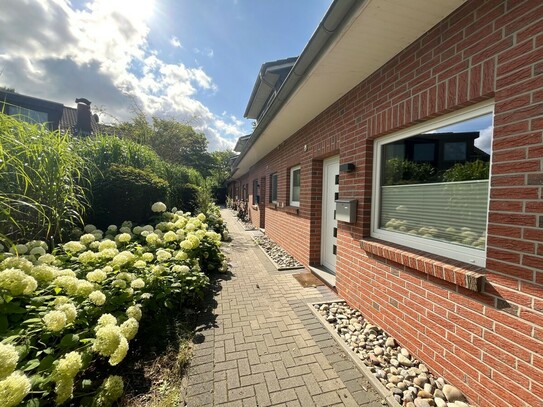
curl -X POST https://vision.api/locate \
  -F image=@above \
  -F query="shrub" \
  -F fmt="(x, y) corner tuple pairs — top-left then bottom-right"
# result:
(383, 158), (437, 185)
(0, 113), (87, 244)
(88, 165), (169, 228)
(442, 160), (490, 182)
(0, 203), (227, 406)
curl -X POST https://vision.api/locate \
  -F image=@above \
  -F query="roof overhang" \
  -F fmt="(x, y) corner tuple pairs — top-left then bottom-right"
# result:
(244, 57), (297, 119)
(232, 0), (466, 179)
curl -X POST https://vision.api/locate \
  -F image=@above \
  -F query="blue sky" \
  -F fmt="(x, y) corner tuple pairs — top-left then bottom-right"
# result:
(0, 0), (332, 150)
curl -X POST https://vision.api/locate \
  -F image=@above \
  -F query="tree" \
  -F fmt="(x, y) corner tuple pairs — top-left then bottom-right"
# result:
(210, 150), (236, 185)
(117, 115), (214, 176)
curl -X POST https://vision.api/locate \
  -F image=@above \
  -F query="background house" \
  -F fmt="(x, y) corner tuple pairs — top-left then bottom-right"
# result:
(230, 1), (543, 406)
(0, 90), (100, 135)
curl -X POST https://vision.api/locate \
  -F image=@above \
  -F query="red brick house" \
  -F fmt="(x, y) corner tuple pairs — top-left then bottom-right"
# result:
(230, 0), (543, 406)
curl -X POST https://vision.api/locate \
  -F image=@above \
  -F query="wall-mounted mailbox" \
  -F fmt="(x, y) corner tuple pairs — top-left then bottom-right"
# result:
(335, 199), (357, 223)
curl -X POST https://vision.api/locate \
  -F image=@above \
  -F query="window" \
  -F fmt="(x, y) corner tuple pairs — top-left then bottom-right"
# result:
(7, 105), (48, 124)
(270, 173), (278, 203)
(252, 179), (260, 205)
(371, 102), (493, 267)
(290, 166), (301, 207)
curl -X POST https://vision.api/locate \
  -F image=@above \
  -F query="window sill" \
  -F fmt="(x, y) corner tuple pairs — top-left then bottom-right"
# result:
(283, 206), (300, 215)
(360, 238), (485, 292)
(266, 203), (278, 210)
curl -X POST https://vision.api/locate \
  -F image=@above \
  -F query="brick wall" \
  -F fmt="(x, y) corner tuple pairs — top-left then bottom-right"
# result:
(235, 1), (543, 405)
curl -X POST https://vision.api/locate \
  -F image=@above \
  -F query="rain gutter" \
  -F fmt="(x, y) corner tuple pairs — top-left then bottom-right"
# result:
(232, 0), (363, 177)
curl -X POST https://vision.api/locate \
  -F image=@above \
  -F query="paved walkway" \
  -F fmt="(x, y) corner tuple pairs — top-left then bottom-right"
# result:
(184, 209), (384, 407)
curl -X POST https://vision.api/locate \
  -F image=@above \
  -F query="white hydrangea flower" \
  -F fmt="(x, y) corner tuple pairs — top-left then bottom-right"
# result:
(119, 227), (131, 234)
(133, 260), (146, 269)
(0, 371), (31, 407)
(86, 269), (107, 283)
(98, 240), (117, 251)
(116, 233), (131, 243)
(78, 250), (96, 264)
(76, 280), (95, 297)
(79, 233), (96, 245)
(112, 279), (127, 289)
(163, 231), (177, 242)
(37, 253), (56, 264)
(151, 202), (167, 213)
(126, 305), (142, 321)
(43, 310), (67, 332)
(63, 241), (86, 254)
(120, 318), (139, 340)
(0, 268), (37, 296)
(89, 290), (106, 306)
(107, 225), (118, 233)
(29, 246), (46, 257)
(156, 249), (172, 262)
(111, 251), (135, 267)
(93, 325), (122, 357)
(89, 241), (100, 250)
(95, 375), (124, 407)
(197, 213), (206, 222)
(175, 251), (188, 260)
(145, 233), (160, 245)
(57, 303), (77, 324)
(0, 344), (19, 380)
(97, 313), (117, 327)
(141, 253), (154, 262)
(130, 279), (145, 289)
(9, 244), (28, 255)
(54, 351), (82, 379)
(91, 230), (104, 240)
(55, 275), (79, 295)
(132, 226), (143, 235)
(54, 377), (74, 405)
(84, 224), (97, 233)
(109, 336), (128, 366)
(98, 248), (119, 259)
(180, 240), (193, 250)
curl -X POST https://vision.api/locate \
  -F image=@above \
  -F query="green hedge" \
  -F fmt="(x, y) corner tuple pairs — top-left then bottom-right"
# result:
(88, 165), (169, 228)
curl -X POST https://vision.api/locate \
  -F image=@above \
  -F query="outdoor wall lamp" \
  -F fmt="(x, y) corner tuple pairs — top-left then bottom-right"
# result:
(339, 163), (356, 172)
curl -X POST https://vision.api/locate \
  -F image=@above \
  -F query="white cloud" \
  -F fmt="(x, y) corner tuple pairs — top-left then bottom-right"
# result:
(170, 36), (182, 48)
(0, 0), (246, 150)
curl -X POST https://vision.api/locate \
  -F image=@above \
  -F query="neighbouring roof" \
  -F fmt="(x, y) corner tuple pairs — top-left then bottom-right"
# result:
(244, 57), (297, 121)
(233, 134), (251, 153)
(60, 106), (101, 134)
(232, 0), (467, 179)
(0, 90), (101, 135)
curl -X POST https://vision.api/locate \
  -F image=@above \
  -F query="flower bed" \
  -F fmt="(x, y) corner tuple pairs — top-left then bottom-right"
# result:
(314, 302), (472, 407)
(0, 203), (227, 407)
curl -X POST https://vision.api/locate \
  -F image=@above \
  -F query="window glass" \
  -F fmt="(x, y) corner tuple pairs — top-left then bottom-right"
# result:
(376, 108), (493, 264)
(270, 173), (278, 202)
(290, 166), (301, 206)
(7, 105), (48, 124)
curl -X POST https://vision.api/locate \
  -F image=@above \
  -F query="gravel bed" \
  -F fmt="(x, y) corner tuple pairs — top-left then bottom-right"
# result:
(254, 235), (304, 269)
(314, 302), (472, 407)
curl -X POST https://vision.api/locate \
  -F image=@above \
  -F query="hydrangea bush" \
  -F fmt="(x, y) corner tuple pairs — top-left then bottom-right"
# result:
(0, 203), (227, 406)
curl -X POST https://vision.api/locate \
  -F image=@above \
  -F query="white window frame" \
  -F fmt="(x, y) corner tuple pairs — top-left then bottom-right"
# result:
(371, 101), (494, 267)
(290, 165), (301, 207)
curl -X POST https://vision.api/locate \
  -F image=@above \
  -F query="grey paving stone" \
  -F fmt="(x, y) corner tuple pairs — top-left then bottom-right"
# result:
(184, 209), (384, 407)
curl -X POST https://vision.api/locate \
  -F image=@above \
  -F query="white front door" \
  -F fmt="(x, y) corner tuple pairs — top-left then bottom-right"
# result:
(321, 156), (339, 273)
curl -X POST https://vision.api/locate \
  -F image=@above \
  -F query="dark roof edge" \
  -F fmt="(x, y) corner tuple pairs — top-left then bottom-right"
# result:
(243, 56), (298, 118)
(232, 0), (362, 177)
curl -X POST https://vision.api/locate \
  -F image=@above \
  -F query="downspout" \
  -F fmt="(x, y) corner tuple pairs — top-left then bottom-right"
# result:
(232, 0), (362, 176)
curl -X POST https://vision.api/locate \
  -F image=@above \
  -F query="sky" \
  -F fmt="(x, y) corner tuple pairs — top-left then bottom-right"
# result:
(0, 0), (332, 151)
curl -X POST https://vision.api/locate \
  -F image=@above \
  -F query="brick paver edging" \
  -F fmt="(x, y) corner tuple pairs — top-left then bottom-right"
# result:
(250, 235), (306, 272)
(307, 301), (401, 407)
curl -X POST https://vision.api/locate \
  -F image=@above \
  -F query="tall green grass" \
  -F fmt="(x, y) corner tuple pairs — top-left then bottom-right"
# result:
(0, 113), (87, 244)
